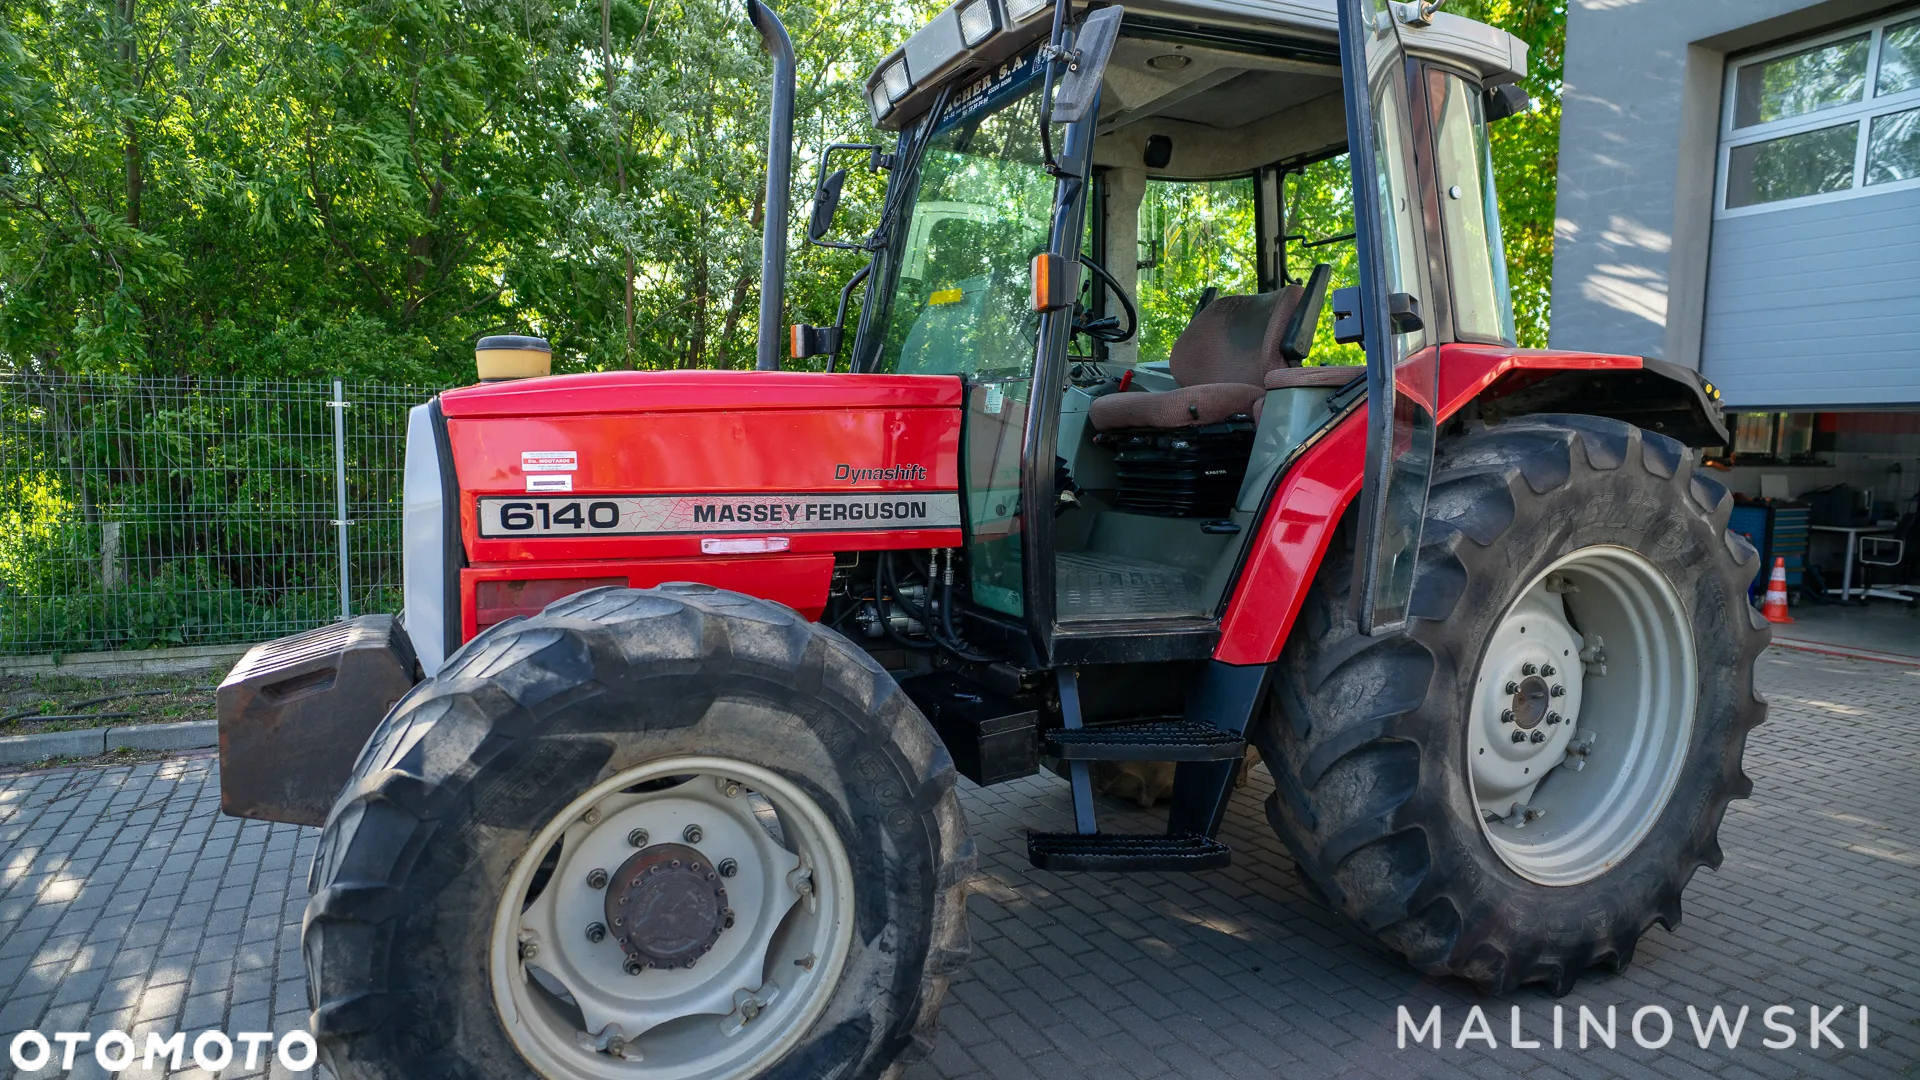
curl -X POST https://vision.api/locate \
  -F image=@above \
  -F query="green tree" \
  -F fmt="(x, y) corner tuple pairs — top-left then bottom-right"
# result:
(1451, 0), (1565, 347)
(2, 0), (1558, 378)
(0, 0), (927, 382)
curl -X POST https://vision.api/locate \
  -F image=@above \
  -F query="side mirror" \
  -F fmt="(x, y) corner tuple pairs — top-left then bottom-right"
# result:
(1485, 83), (1529, 123)
(1051, 6), (1123, 124)
(809, 168), (847, 242)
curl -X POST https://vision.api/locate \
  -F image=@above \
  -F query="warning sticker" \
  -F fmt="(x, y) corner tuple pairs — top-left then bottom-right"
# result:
(521, 450), (578, 473)
(477, 492), (962, 538)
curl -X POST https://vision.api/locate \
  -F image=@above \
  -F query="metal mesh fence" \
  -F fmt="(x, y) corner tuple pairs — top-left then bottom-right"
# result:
(0, 374), (438, 655)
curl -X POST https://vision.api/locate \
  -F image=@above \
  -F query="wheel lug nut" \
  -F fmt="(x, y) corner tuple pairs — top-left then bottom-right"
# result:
(1504, 681), (1520, 695)
(683, 824), (704, 844)
(1541, 664), (1556, 677)
(1510, 731), (1527, 744)
(587, 868), (608, 890)
(719, 858), (738, 878)
(628, 828), (649, 848)
(1550, 685), (1566, 697)
(1545, 712), (1560, 725)
(1521, 663), (1537, 675)
(722, 908), (736, 930)
(586, 923), (606, 943)
(1500, 709), (1515, 724)
(1530, 731), (1546, 744)
(624, 958), (644, 976)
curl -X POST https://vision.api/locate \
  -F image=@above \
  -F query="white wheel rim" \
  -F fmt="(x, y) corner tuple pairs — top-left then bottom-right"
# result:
(1466, 546), (1698, 886)
(489, 756), (856, 1080)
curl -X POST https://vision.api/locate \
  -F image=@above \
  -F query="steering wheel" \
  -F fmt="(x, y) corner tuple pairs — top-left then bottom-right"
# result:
(1072, 253), (1138, 345)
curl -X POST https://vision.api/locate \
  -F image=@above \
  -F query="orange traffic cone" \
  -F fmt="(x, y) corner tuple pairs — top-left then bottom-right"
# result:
(1761, 557), (1793, 624)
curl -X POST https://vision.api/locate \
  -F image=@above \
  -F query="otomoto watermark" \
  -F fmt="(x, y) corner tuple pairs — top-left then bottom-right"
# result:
(7, 1028), (316, 1074)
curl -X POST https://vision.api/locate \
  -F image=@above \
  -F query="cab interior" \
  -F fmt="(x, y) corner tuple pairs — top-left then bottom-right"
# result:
(1047, 31), (1364, 624)
(856, 14), (1512, 640)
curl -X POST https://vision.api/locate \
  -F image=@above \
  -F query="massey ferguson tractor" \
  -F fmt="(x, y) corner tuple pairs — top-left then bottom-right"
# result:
(215, 0), (1767, 1077)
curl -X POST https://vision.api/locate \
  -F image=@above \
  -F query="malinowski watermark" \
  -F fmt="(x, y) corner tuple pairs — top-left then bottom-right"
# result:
(8, 1029), (316, 1073)
(1397, 1004), (1871, 1051)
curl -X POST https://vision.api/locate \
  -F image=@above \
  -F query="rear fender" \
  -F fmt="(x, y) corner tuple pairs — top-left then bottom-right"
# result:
(1469, 351), (1728, 448)
(1215, 347), (1717, 666)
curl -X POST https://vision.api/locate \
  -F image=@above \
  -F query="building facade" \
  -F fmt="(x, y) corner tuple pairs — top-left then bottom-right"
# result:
(1551, 0), (1920, 411)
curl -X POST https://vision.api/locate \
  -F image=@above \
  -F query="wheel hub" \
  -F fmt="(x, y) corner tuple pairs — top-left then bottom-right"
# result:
(1465, 546), (1698, 886)
(605, 843), (732, 971)
(491, 759), (856, 1080)
(1510, 675), (1551, 730)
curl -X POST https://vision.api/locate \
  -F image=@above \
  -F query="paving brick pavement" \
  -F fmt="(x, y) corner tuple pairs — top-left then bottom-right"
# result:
(0, 648), (1914, 1080)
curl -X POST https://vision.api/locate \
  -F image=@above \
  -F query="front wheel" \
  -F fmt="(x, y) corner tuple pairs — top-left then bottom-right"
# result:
(305, 584), (973, 1080)
(1254, 415), (1768, 995)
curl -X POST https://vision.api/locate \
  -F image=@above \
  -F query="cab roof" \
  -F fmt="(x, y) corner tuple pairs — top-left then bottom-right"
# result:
(868, 0), (1528, 132)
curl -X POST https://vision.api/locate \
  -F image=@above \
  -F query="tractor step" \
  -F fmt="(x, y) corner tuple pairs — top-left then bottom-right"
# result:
(1027, 831), (1231, 872)
(1046, 720), (1245, 762)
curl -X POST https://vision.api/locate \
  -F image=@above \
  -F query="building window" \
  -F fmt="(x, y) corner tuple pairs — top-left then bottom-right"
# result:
(1718, 10), (1920, 214)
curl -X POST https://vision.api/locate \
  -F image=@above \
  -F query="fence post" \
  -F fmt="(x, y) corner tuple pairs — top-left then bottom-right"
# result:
(330, 379), (352, 622)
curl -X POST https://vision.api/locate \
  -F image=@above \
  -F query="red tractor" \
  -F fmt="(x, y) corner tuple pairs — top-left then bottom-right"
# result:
(217, 1), (1766, 1077)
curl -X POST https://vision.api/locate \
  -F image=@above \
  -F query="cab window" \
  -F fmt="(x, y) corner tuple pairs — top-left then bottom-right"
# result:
(1427, 68), (1518, 344)
(875, 75), (1054, 379)
(1134, 176), (1258, 363)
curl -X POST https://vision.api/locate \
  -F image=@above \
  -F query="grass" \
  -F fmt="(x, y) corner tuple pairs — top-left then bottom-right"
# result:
(0, 670), (223, 735)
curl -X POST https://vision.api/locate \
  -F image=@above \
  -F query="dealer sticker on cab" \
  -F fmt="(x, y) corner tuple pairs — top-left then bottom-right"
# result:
(477, 492), (962, 537)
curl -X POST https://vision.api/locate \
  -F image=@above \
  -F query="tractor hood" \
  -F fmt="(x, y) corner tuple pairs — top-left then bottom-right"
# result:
(439, 370), (966, 566)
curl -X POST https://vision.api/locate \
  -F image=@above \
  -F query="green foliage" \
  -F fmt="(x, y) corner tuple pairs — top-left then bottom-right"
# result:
(0, 375), (415, 653)
(1, 562), (346, 652)
(0, 0), (932, 381)
(1283, 155), (1366, 366)
(1134, 177), (1258, 363)
(1449, 0), (1566, 348)
(1, 0), (1559, 378)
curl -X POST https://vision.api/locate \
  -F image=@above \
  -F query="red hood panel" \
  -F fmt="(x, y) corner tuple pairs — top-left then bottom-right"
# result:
(441, 370), (964, 417)
(447, 371), (965, 564)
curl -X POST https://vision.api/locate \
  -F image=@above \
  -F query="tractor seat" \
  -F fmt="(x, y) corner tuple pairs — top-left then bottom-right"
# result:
(1088, 286), (1304, 432)
(1083, 268), (1333, 518)
(1087, 263), (1332, 433)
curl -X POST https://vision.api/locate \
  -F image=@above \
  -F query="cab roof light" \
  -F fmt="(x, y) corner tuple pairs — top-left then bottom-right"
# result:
(866, 52), (909, 125)
(957, 0), (997, 46)
(880, 58), (912, 102)
(1004, 0), (1048, 23)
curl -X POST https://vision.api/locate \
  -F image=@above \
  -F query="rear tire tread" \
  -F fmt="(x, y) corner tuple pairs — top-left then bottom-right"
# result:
(1252, 414), (1767, 995)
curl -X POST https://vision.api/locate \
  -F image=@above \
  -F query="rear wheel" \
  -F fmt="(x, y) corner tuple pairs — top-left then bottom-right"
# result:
(305, 584), (972, 1080)
(1253, 415), (1768, 994)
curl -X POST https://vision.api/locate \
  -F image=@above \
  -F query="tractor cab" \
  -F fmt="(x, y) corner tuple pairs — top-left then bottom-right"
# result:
(809, 0), (1528, 667)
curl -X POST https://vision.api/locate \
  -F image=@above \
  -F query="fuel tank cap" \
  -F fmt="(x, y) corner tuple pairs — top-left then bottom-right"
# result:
(475, 335), (552, 381)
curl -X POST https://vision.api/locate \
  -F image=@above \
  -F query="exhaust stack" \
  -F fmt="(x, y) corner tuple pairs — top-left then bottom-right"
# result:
(748, 0), (796, 371)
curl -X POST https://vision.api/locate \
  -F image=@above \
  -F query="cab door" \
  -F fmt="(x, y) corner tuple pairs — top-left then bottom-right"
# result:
(1336, 0), (1443, 634)
(1336, 0), (1439, 635)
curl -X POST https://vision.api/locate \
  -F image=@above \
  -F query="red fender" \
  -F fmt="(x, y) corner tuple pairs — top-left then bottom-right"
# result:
(1213, 347), (1644, 666)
